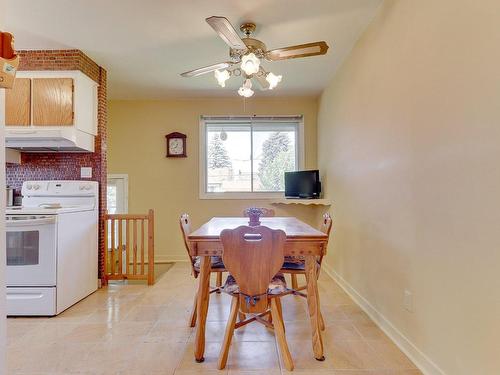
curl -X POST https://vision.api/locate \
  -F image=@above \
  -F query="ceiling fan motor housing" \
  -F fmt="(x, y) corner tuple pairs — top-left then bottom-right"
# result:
(230, 38), (267, 60)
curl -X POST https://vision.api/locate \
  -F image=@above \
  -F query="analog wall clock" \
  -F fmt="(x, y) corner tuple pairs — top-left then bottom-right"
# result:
(165, 132), (187, 157)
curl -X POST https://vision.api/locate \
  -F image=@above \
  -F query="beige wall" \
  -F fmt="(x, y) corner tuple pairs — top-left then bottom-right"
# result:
(318, 1), (500, 374)
(108, 97), (319, 262)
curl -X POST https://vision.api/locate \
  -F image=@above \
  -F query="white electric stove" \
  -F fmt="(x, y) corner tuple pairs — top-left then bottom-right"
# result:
(6, 180), (99, 316)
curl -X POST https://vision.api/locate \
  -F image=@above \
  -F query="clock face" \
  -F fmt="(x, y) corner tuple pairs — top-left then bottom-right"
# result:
(169, 138), (184, 155)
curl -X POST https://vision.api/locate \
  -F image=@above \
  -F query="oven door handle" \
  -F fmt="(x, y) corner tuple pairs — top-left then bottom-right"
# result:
(6, 217), (57, 227)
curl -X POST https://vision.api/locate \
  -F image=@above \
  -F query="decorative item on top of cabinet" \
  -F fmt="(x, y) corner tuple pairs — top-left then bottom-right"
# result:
(0, 31), (20, 89)
(166, 132), (187, 157)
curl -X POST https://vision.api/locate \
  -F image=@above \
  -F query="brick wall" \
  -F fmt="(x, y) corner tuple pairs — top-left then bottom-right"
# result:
(5, 49), (108, 281)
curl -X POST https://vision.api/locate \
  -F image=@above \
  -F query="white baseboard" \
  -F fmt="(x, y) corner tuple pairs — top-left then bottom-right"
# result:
(155, 256), (189, 263)
(321, 261), (445, 375)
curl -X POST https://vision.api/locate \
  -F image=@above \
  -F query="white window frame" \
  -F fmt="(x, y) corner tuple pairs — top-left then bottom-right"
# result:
(107, 174), (129, 213)
(199, 115), (305, 200)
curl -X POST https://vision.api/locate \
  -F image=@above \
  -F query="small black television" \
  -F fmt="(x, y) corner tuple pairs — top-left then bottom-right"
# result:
(284, 170), (321, 199)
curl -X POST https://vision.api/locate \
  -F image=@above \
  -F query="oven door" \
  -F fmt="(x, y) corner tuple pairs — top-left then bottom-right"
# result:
(6, 215), (57, 286)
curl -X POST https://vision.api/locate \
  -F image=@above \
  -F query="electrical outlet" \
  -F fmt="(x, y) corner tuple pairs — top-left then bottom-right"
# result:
(404, 290), (414, 312)
(81, 167), (92, 178)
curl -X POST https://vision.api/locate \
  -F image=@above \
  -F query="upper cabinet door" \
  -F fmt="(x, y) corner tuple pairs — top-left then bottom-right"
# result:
(5, 78), (31, 126)
(32, 78), (74, 126)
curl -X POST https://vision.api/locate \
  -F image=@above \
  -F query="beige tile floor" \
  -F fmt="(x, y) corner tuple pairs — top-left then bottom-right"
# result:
(7, 262), (422, 375)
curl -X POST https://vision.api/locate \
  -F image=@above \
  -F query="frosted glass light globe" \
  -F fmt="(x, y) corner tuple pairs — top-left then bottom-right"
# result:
(240, 53), (260, 75)
(238, 79), (254, 97)
(214, 69), (230, 87)
(266, 72), (282, 89)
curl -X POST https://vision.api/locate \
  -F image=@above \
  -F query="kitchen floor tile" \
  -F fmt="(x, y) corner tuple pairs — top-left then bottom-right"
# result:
(6, 262), (419, 375)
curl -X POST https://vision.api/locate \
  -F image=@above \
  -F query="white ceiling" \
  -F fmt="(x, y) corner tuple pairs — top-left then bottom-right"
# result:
(5, 0), (381, 99)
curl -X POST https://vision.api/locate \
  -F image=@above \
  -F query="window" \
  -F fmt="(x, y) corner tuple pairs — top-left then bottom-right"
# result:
(200, 116), (304, 199)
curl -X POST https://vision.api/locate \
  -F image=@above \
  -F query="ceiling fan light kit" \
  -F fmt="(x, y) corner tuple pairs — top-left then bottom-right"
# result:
(240, 52), (260, 75)
(238, 78), (254, 98)
(215, 69), (231, 87)
(266, 72), (282, 90)
(181, 16), (329, 97)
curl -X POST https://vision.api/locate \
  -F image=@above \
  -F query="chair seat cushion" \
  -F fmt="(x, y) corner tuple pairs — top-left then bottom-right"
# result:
(281, 255), (305, 270)
(281, 256), (323, 272)
(223, 273), (288, 295)
(193, 256), (225, 271)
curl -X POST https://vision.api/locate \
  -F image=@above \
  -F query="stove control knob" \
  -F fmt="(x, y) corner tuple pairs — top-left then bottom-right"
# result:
(84, 185), (92, 190)
(27, 184), (33, 190)
(33, 185), (40, 190)
(79, 185), (85, 190)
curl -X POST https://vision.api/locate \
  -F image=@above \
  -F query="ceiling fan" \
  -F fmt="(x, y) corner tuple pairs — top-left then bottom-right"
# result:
(180, 16), (329, 97)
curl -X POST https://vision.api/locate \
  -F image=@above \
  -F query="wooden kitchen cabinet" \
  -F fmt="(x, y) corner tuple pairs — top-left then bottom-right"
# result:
(5, 78), (31, 126)
(32, 78), (74, 126)
(5, 71), (97, 151)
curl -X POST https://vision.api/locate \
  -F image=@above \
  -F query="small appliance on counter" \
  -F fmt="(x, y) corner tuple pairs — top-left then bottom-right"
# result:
(6, 186), (14, 207)
(5, 180), (99, 316)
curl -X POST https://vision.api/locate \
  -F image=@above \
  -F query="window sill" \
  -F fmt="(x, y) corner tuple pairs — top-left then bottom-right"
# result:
(199, 192), (285, 200)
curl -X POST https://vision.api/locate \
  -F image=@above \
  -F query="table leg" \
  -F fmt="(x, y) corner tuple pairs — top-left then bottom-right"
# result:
(194, 255), (211, 362)
(305, 255), (324, 360)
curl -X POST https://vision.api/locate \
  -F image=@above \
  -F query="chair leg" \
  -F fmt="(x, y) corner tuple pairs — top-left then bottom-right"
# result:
(189, 291), (198, 327)
(218, 296), (239, 370)
(216, 272), (223, 294)
(319, 311), (325, 331)
(276, 297), (285, 329)
(271, 298), (294, 371)
(317, 291), (325, 331)
(291, 274), (299, 290)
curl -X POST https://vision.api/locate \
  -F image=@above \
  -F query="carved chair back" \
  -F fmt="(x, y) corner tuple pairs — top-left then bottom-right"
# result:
(179, 213), (198, 277)
(220, 225), (286, 313)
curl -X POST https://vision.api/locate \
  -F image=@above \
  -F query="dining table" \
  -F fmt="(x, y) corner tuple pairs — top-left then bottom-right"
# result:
(187, 216), (329, 362)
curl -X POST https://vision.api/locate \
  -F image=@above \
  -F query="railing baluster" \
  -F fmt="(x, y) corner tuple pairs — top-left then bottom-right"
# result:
(118, 219), (123, 277)
(104, 212), (108, 281)
(126, 219), (130, 277)
(110, 218), (115, 275)
(133, 219), (138, 275)
(148, 209), (155, 285)
(141, 219), (145, 275)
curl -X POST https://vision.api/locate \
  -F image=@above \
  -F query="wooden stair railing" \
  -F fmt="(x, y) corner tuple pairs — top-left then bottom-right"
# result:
(104, 209), (155, 285)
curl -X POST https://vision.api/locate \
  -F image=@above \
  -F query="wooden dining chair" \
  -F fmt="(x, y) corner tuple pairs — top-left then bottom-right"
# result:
(242, 207), (275, 218)
(179, 213), (226, 327)
(218, 225), (294, 371)
(280, 213), (333, 329)
(240, 207), (276, 321)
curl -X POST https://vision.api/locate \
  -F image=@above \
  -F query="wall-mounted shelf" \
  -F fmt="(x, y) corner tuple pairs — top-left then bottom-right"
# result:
(270, 198), (332, 206)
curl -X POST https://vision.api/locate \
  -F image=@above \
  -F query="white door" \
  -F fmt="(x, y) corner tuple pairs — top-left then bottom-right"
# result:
(107, 174), (128, 214)
(107, 175), (129, 273)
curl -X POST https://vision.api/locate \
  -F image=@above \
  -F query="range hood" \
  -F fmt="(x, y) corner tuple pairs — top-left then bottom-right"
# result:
(6, 128), (95, 152)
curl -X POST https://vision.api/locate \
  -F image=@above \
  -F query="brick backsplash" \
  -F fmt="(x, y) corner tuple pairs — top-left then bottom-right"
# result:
(6, 50), (108, 282)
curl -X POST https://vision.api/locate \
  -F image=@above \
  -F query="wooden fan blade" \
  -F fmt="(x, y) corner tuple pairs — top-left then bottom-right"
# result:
(254, 67), (270, 90)
(206, 16), (247, 50)
(180, 62), (233, 77)
(266, 41), (329, 61)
